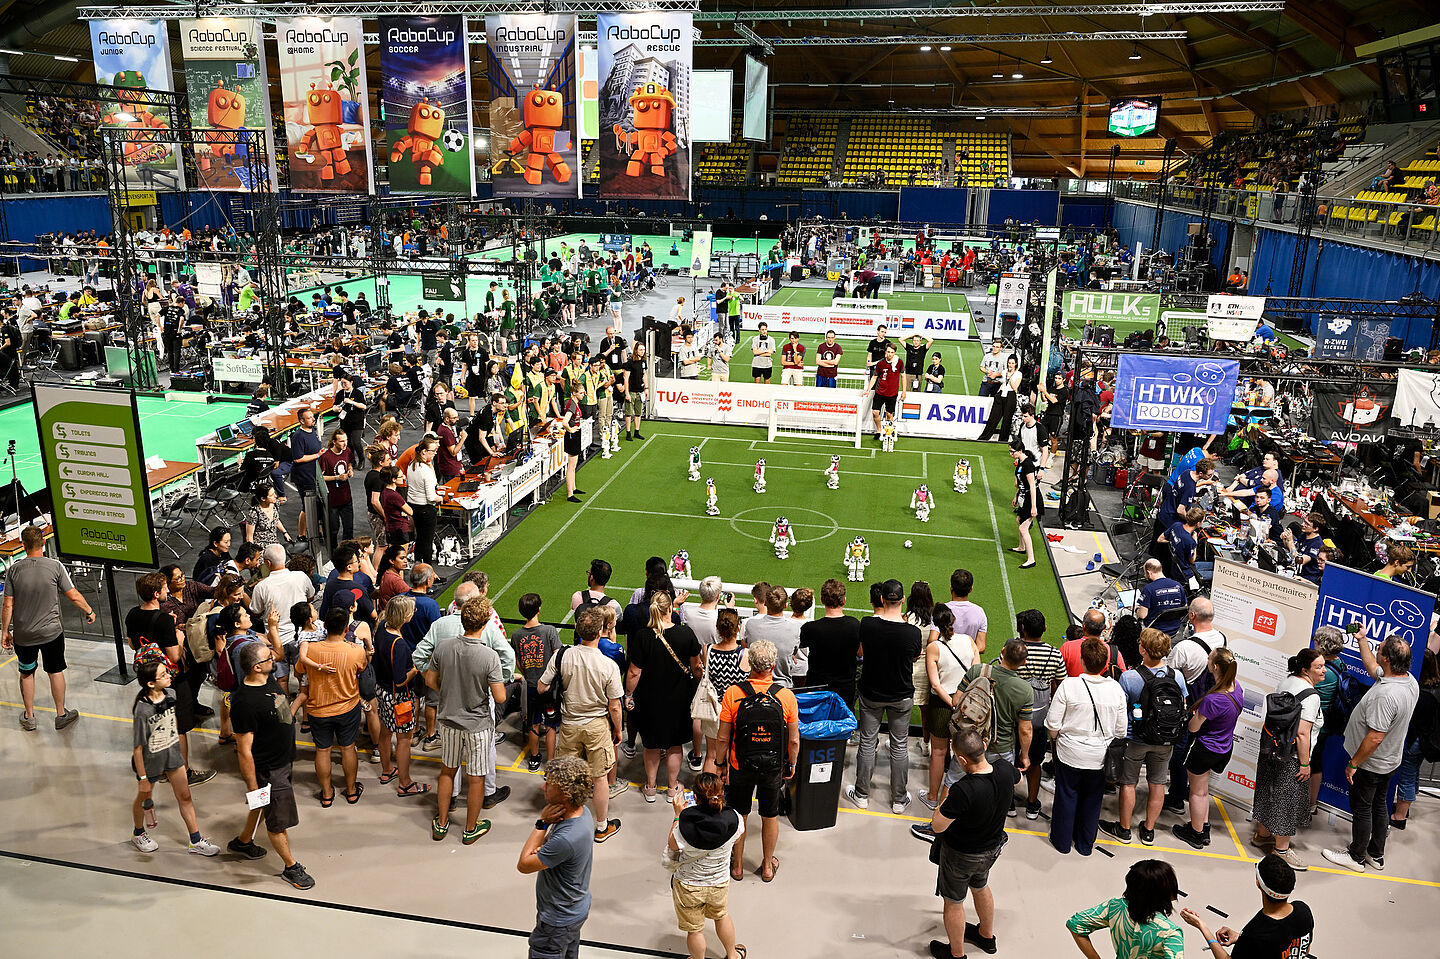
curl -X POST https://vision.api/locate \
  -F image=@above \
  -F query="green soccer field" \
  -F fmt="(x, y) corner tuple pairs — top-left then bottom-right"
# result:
(471, 419), (1069, 647)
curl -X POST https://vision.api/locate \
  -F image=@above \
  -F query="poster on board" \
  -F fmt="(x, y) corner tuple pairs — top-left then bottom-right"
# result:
(484, 14), (579, 199)
(596, 12), (692, 199)
(180, 17), (277, 192)
(275, 17), (374, 193)
(380, 16), (475, 196)
(89, 20), (184, 190)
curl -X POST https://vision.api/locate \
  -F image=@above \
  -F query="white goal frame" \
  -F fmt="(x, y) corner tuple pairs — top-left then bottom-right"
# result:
(767, 394), (866, 448)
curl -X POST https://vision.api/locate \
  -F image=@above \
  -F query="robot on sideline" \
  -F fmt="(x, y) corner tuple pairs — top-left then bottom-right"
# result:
(688, 445), (702, 482)
(911, 485), (933, 523)
(844, 536), (870, 582)
(705, 478), (719, 516)
(771, 516), (795, 560)
(880, 414), (898, 453)
(754, 458), (767, 493)
(824, 454), (840, 490)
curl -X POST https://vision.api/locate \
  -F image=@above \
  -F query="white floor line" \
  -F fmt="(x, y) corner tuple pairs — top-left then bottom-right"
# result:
(587, 504), (992, 542)
(957, 345), (971, 395)
(708, 459), (915, 479)
(746, 438), (877, 457)
(976, 456), (1016, 626)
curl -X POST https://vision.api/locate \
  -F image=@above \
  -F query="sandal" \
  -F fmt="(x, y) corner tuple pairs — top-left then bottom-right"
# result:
(432, 815), (449, 841)
(734, 947), (748, 959)
(760, 856), (780, 882)
(378, 771), (399, 784)
(319, 791), (335, 808)
(396, 781), (432, 797)
(345, 782), (364, 804)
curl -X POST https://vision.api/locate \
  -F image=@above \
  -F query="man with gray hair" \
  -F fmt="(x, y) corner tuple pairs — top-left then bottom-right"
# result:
(401, 563), (443, 651)
(250, 544), (315, 655)
(415, 580), (480, 751)
(740, 584), (801, 688)
(681, 575), (727, 647)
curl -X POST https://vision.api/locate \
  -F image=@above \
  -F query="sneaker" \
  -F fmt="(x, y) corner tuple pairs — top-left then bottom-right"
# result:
(54, 708), (80, 730)
(527, 757), (542, 772)
(494, 731), (507, 746)
(643, 784), (658, 803)
(1273, 847), (1308, 871)
(18, 714), (37, 731)
(1171, 822), (1206, 850)
(965, 921), (998, 955)
(593, 819), (622, 843)
(1364, 853), (1385, 871)
(845, 784), (868, 810)
(687, 751), (704, 772)
(461, 820), (493, 845)
(1025, 801), (1042, 821)
(1099, 820), (1132, 844)
(1321, 848), (1365, 873)
(609, 780), (630, 799)
(420, 734), (441, 752)
(1201, 824), (1212, 846)
(187, 768), (217, 787)
(919, 793), (940, 810)
(619, 741), (637, 758)
(482, 785), (511, 809)
(1250, 832), (1276, 851)
(1006, 799), (1018, 818)
(910, 823), (937, 843)
(282, 862), (316, 890)
(189, 837), (222, 857)
(365, 747), (381, 764)
(131, 832), (159, 853)
(227, 837), (267, 860)
(192, 704), (216, 719)
(928, 939), (955, 959)
(1162, 798), (1187, 815)
(1138, 824), (1156, 846)
(892, 793), (912, 815)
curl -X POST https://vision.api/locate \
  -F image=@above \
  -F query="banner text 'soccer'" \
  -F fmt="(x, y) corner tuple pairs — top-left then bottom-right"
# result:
(180, 18), (276, 192)
(89, 19), (184, 190)
(596, 12), (692, 200)
(275, 17), (373, 193)
(1310, 384), (1394, 445)
(380, 16), (474, 196)
(485, 14), (579, 199)
(1110, 354), (1239, 434)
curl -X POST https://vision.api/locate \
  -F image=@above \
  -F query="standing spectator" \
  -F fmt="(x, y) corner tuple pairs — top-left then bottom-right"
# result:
(846, 579), (924, 813)
(318, 428), (359, 547)
(517, 755), (596, 959)
(677, 330), (703, 379)
(2, 525), (94, 731)
(748, 321), (775, 384)
(1173, 648), (1244, 849)
(1012, 608), (1066, 819)
(373, 595), (429, 797)
(978, 339), (1006, 397)
(1181, 854), (1313, 959)
(780, 331), (805, 386)
(866, 343), (904, 438)
(626, 592), (702, 800)
(620, 342), (648, 441)
(814, 330), (842, 388)
(1391, 650), (1440, 831)
(437, 408), (466, 482)
(1101, 628), (1188, 846)
(945, 568), (989, 656)
(1066, 860), (1184, 959)
(379, 468), (414, 556)
(1251, 649), (1325, 869)
(680, 575), (725, 647)
(289, 407), (324, 540)
(663, 772), (747, 959)
(921, 606), (974, 810)
(406, 438), (441, 564)
(127, 658), (220, 856)
(512, 593), (562, 771)
(250, 544), (315, 654)
(304, 606), (370, 807)
(1062, 608), (1125, 678)
(334, 372), (368, 444)
(798, 579), (861, 710)
(700, 609), (749, 769)
(739, 584), (800, 687)
(1047, 638), (1128, 855)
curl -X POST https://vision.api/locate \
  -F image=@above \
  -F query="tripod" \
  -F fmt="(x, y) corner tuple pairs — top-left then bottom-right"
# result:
(2, 439), (23, 539)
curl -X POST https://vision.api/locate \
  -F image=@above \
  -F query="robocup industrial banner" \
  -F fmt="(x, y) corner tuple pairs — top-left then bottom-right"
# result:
(274, 17), (374, 194)
(88, 19), (184, 191)
(1109, 354), (1239, 435)
(381, 16), (476, 196)
(596, 12), (693, 200)
(179, 18), (277, 192)
(485, 14), (579, 199)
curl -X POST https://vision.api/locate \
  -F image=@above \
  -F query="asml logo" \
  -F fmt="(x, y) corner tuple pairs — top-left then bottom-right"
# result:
(924, 317), (967, 332)
(925, 403), (983, 424)
(1253, 609), (1278, 636)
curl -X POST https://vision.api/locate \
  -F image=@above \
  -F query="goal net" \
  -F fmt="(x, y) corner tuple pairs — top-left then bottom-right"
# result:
(767, 395), (865, 448)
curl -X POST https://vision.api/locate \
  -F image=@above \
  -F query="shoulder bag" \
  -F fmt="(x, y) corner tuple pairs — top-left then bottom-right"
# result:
(691, 644), (722, 724)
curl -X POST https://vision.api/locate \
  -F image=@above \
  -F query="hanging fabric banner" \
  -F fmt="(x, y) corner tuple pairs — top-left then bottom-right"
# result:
(1393, 368), (1440, 431)
(485, 14), (579, 199)
(1310, 384), (1394, 445)
(179, 18), (277, 192)
(379, 16), (475, 196)
(89, 19), (184, 191)
(275, 17), (374, 193)
(596, 12), (692, 200)
(1110, 354), (1240, 434)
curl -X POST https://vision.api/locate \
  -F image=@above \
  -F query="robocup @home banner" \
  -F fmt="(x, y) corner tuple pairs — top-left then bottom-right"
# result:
(381, 16), (476, 196)
(88, 19), (184, 190)
(596, 12), (693, 200)
(275, 17), (374, 193)
(180, 17), (277, 192)
(485, 14), (579, 199)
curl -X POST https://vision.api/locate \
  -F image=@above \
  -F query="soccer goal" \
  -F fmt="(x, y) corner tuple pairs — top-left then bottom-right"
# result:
(767, 394), (866, 447)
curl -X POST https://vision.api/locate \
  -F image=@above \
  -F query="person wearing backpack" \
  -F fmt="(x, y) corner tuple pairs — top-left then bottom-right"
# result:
(1012, 609), (1067, 820)
(1163, 598), (1226, 815)
(1387, 649), (1439, 833)
(1306, 625), (1348, 821)
(1046, 638), (1128, 855)
(1171, 648), (1244, 849)
(713, 640), (799, 884)
(1252, 649), (1325, 869)
(1100, 628), (1189, 846)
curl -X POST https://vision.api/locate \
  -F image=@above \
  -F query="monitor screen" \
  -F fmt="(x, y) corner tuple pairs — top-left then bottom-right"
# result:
(743, 55), (769, 142)
(1109, 97), (1161, 137)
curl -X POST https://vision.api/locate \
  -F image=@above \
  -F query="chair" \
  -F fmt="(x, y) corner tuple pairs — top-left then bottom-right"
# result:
(154, 492), (190, 558)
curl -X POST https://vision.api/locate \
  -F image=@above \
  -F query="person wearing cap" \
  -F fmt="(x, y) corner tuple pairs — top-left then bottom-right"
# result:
(1180, 853), (1313, 959)
(846, 579), (924, 814)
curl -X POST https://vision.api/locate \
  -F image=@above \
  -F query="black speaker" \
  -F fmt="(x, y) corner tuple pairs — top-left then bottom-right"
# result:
(1384, 337), (1403, 361)
(790, 265), (804, 281)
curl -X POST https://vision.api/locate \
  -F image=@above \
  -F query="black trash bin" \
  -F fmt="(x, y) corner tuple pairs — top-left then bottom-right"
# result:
(787, 690), (857, 831)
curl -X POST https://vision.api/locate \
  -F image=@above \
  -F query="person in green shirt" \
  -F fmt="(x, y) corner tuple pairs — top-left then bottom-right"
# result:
(484, 281), (498, 314)
(563, 351), (587, 408)
(561, 270), (579, 324)
(237, 282), (258, 313)
(725, 285), (742, 341)
(607, 283), (622, 324)
(523, 357), (547, 427)
(584, 267), (605, 317)
(589, 356), (616, 457)
(957, 640), (1035, 765)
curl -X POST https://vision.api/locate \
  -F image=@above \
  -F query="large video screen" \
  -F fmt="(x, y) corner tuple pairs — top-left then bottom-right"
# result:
(744, 55), (769, 141)
(1109, 97), (1161, 137)
(692, 70), (734, 143)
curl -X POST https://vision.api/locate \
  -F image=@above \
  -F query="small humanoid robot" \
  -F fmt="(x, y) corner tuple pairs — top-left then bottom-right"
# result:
(880, 414), (898, 453)
(103, 71), (169, 165)
(613, 82), (678, 179)
(200, 80), (245, 174)
(825, 454), (840, 490)
(844, 535), (870, 582)
(295, 83), (352, 182)
(688, 445), (702, 482)
(753, 458), (767, 494)
(954, 458), (972, 493)
(770, 515), (796, 560)
(508, 85), (572, 186)
(670, 549), (692, 579)
(390, 97), (446, 186)
(705, 478), (719, 516)
(600, 414), (614, 459)
(911, 484), (934, 523)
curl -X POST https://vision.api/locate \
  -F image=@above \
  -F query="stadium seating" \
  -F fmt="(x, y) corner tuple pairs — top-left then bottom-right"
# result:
(776, 116), (839, 185)
(696, 118), (751, 184)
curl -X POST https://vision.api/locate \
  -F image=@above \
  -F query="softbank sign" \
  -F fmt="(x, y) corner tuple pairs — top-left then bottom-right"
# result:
(1062, 290), (1162, 326)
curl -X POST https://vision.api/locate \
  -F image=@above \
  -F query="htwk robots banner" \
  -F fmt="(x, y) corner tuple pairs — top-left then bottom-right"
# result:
(275, 17), (374, 193)
(485, 14), (579, 199)
(380, 16), (475, 196)
(89, 19), (184, 190)
(596, 12), (692, 200)
(180, 18), (277, 192)
(1109, 354), (1239, 435)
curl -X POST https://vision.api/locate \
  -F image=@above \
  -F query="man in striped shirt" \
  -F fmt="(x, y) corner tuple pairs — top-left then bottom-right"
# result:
(1009, 608), (1067, 820)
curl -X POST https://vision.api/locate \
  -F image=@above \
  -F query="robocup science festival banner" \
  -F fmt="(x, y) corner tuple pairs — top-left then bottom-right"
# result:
(88, 19), (184, 190)
(485, 14), (579, 199)
(1110, 354), (1239, 435)
(380, 16), (476, 196)
(597, 12), (692, 200)
(275, 17), (374, 193)
(180, 18), (277, 192)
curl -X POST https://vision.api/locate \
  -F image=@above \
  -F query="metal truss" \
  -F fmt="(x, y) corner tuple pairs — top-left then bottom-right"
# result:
(697, 30), (1188, 46)
(0, 72), (181, 110)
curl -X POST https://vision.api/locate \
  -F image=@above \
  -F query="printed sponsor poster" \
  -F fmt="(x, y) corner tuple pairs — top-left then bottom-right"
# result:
(690, 229), (712, 277)
(484, 14), (578, 198)
(180, 17), (277, 192)
(1110, 354), (1239, 434)
(1355, 318), (1393, 361)
(597, 12), (692, 199)
(1206, 293), (1267, 320)
(1061, 290), (1162, 328)
(89, 19), (184, 190)
(996, 272), (1029, 341)
(1310, 384), (1394, 445)
(275, 17), (373, 193)
(1315, 313), (1359, 359)
(380, 16), (475, 196)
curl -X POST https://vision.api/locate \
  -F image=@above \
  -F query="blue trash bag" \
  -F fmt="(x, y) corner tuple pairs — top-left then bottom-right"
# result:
(794, 690), (857, 740)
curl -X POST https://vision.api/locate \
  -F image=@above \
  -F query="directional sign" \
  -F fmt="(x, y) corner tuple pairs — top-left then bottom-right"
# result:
(34, 385), (156, 568)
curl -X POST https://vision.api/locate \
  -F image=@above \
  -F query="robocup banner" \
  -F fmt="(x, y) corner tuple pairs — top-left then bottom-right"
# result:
(741, 303), (972, 341)
(381, 16), (476, 196)
(88, 19), (184, 191)
(275, 17), (374, 194)
(1109, 354), (1239, 435)
(596, 12), (693, 200)
(180, 18), (277, 192)
(484, 14), (579, 199)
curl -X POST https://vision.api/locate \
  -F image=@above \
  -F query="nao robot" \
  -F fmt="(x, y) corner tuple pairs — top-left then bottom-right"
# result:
(705, 478), (720, 516)
(753, 458), (767, 494)
(824, 454), (840, 490)
(507, 85), (573, 186)
(880, 414), (898, 453)
(296, 83), (352, 182)
(670, 549), (692, 580)
(613, 82), (678, 180)
(688, 446), (702, 482)
(770, 516), (796, 560)
(911, 485), (934, 523)
(389, 97), (447, 187)
(954, 458), (972, 493)
(844, 535), (870, 582)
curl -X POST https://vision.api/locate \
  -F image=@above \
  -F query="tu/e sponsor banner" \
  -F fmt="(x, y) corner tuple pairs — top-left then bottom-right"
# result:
(1110, 354), (1239, 434)
(275, 17), (373, 193)
(381, 16), (475, 195)
(89, 19), (184, 190)
(485, 14), (578, 198)
(180, 17), (277, 192)
(597, 12), (692, 199)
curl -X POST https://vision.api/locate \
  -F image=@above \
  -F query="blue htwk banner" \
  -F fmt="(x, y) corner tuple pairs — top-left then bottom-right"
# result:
(1110, 355), (1239, 435)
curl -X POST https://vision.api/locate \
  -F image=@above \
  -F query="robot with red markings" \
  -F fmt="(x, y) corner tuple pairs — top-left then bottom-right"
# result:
(508, 85), (572, 186)
(103, 71), (169, 164)
(199, 80), (245, 173)
(295, 83), (351, 182)
(612, 82), (677, 179)
(390, 97), (446, 186)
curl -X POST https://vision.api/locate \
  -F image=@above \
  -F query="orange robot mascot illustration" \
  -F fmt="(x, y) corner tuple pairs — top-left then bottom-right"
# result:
(507, 85), (572, 186)
(295, 83), (351, 181)
(103, 71), (169, 163)
(612, 82), (677, 178)
(390, 97), (446, 186)
(200, 80), (245, 173)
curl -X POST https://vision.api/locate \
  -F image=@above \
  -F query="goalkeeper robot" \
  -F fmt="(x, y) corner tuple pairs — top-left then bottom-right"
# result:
(844, 535), (870, 582)
(880, 413), (898, 453)
(705, 478), (719, 516)
(670, 549), (692, 579)
(824, 454), (840, 490)
(688, 445), (702, 482)
(911, 484), (934, 523)
(953, 458), (972, 493)
(753, 458), (767, 493)
(770, 516), (795, 560)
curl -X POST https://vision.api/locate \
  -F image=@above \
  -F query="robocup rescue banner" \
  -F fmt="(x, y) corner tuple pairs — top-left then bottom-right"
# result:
(275, 17), (374, 194)
(1109, 354), (1239, 435)
(741, 302), (972, 341)
(88, 19), (184, 191)
(381, 16), (476, 196)
(179, 18), (277, 193)
(596, 12), (693, 200)
(485, 14), (579, 199)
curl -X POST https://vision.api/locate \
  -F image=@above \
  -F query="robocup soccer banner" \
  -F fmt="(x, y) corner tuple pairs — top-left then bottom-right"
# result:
(381, 16), (476, 196)
(1310, 384), (1394, 445)
(275, 17), (374, 194)
(179, 18), (277, 192)
(1109, 354), (1239, 435)
(596, 12), (693, 200)
(89, 20), (184, 190)
(485, 14), (579, 199)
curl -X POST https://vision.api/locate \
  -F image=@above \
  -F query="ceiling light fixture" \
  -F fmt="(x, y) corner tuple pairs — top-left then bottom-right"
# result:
(940, 45), (951, 52)
(976, 114), (987, 121)
(1012, 70), (1024, 78)
(1040, 46), (1053, 64)
(53, 55), (79, 62)
(920, 45), (932, 51)
(1128, 43), (1142, 60)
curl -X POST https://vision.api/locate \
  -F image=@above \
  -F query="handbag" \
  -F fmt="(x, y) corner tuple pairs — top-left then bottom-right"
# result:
(691, 645), (721, 724)
(385, 633), (415, 727)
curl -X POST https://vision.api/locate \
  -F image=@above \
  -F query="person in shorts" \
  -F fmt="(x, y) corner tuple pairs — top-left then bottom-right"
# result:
(303, 606), (369, 806)
(128, 655), (220, 857)
(867, 342), (904, 437)
(2, 525), (94, 731)
(512, 593), (562, 772)
(749, 322), (775, 384)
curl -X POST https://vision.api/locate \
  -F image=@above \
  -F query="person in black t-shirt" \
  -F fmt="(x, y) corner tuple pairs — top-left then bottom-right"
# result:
(798, 579), (862, 709)
(865, 325), (891, 373)
(847, 579), (924, 812)
(903, 333), (934, 391)
(1181, 854), (1313, 959)
(334, 373), (367, 443)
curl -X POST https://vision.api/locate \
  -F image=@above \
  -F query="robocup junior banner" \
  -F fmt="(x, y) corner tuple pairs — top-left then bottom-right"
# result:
(381, 16), (475, 196)
(88, 19), (184, 191)
(179, 18), (277, 192)
(596, 12), (692, 200)
(485, 14), (579, 199)
(275, 17), (374, 194)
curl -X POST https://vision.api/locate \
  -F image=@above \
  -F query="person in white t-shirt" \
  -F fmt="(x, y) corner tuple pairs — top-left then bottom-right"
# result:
(677, 331), (703, 379)
(1046, 637), (1129, 854)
